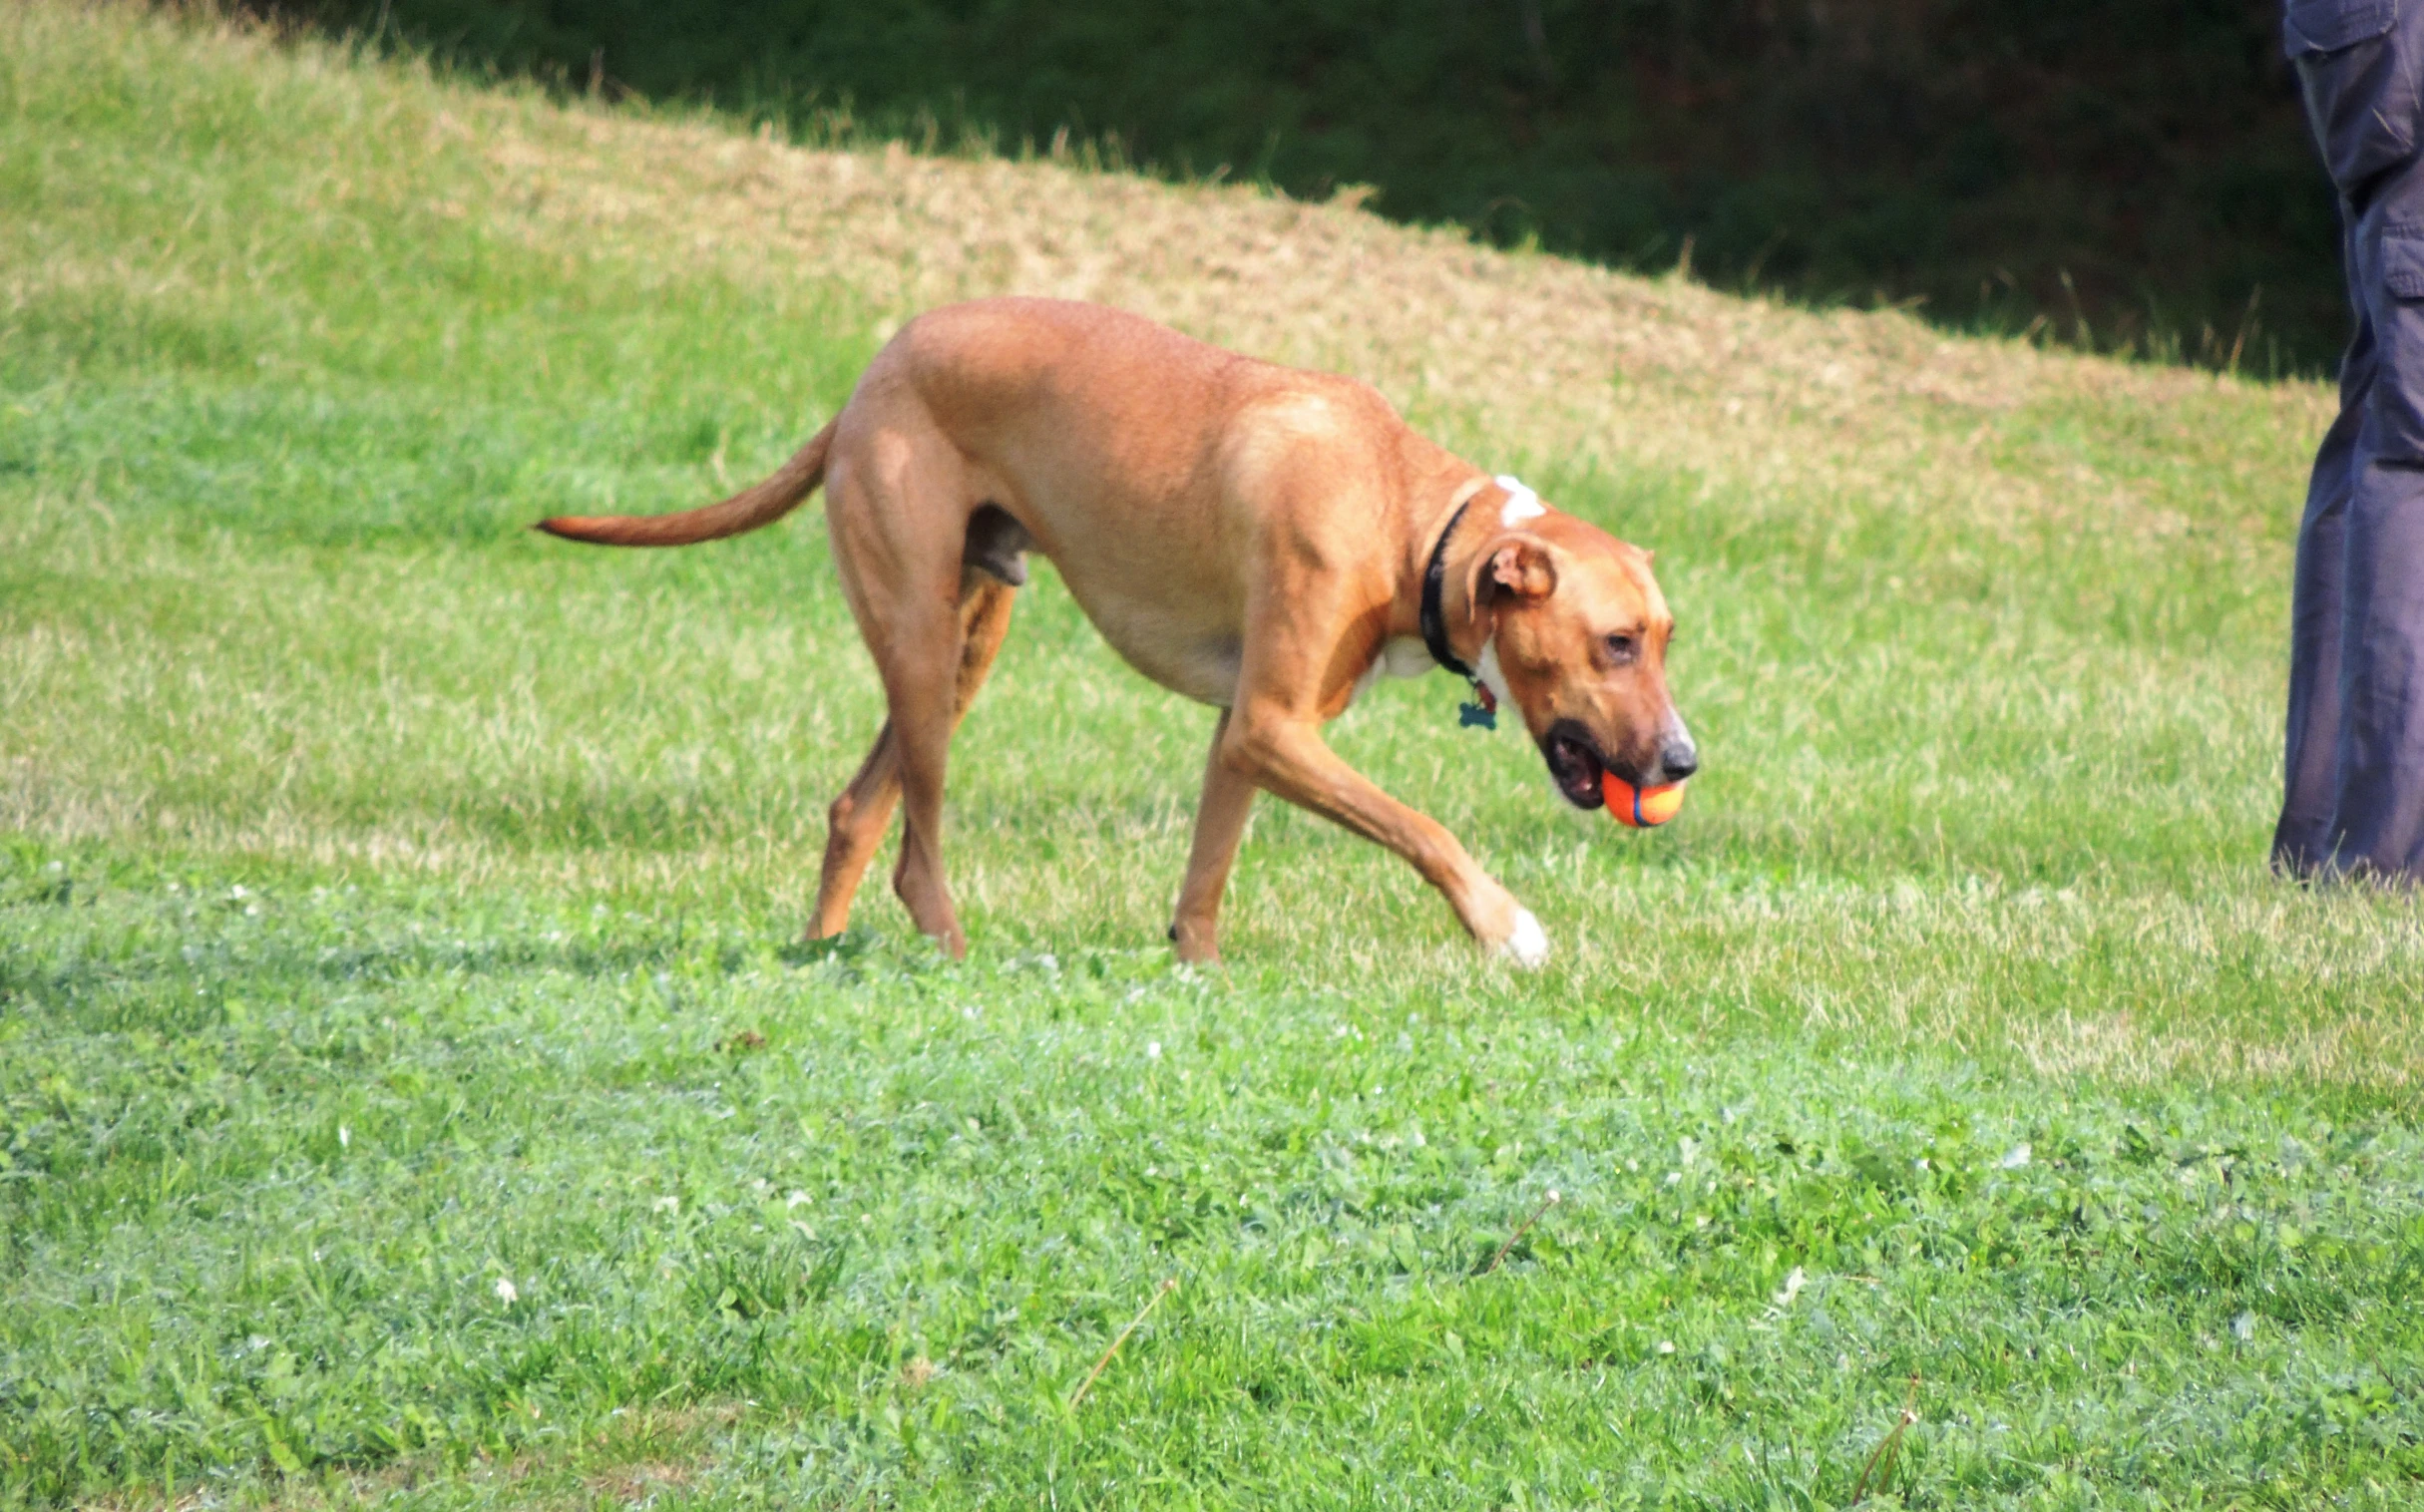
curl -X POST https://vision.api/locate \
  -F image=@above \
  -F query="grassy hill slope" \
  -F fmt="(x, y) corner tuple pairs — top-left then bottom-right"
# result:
(3, 7), (2420, 1508)
(263, 0), (2348, 372)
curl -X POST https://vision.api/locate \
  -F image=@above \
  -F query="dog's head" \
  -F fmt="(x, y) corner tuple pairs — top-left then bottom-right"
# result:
(1467, 506), (1695, 810)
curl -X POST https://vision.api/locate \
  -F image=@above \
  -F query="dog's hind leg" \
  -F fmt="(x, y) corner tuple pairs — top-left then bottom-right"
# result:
(815, 409), (1025, 956)
(810, 720), (903, 941)
(1171, 708), (1256, 964)
(809, 578), (1016, 944)
(876, 616), (973, 955)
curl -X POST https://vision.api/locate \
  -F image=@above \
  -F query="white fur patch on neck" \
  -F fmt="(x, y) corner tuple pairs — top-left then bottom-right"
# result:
(1347, 654), (1385, 708)
(1381, 635), (1437, 678)
(1495, 474), (1545, 527)
(1475, 636), (1513, 709)
(1348, 635), (1447, 709)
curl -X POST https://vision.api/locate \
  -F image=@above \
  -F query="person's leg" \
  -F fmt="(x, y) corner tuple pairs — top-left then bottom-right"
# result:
(2326, 182), (2424, 879)
(2279, 3), (2424, 880)
(2327, 458), (2424, 879)
(2274, 224), (2370, 874)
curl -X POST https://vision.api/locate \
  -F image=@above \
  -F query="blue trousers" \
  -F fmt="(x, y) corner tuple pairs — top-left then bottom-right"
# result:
(2275, 0), (2424, 880)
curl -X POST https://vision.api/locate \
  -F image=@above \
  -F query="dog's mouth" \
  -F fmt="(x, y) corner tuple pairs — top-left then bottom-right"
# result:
(1541, 721), (1608, 810)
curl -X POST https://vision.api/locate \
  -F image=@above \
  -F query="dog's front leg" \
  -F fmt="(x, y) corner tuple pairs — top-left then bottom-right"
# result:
(1221, 703), (1548, 966)
(1171, 709), (1256, 964)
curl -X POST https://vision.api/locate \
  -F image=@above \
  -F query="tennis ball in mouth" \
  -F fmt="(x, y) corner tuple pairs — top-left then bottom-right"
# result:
(1602, 773), (1687, 828)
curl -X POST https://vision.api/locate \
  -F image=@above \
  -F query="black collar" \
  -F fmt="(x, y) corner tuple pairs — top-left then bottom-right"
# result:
(1419, 495), (1477, 680)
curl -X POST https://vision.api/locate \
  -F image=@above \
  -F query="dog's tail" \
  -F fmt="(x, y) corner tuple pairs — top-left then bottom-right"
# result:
(535, 420), (836, 548)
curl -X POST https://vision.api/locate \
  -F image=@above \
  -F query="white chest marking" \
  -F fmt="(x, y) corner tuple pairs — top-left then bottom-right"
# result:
(1475, 637), (1513, 709)
(1381, 636), (1438, 677)
(1496, 474), (1545, 527)
(1348, 635), (1443, 708)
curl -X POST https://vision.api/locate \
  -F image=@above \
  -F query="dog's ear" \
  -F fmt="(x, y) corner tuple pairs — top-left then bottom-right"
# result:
(1469, 534), (1558, 608)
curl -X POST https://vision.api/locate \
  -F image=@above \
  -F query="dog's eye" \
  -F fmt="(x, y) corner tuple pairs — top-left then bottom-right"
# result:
(1604, 633), (1638, 665)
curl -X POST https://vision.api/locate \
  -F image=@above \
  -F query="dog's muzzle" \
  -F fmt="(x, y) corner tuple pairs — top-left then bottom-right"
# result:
(1541, 719), (1699, 808)
(1541, 721), (1609, 809)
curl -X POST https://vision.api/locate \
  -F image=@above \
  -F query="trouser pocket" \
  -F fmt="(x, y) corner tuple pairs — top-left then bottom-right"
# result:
(2365, 224), (2424, 459)
(2288, 0), (2417, 196)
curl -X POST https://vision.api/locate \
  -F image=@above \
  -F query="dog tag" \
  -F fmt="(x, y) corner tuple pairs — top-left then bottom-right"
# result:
(1457, 678), (1498, 730)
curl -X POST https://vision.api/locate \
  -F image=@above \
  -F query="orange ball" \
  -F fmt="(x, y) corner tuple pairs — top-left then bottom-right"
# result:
(1603, 772), (1687, 828)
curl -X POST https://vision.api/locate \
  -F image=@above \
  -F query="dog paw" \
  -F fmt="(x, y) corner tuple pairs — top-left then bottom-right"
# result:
(1499, 908), (1550, 968)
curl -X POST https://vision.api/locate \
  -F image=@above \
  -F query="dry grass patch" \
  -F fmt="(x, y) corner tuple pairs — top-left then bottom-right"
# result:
(454, 99), (2334, 548)
(3, 3), (2334, 551)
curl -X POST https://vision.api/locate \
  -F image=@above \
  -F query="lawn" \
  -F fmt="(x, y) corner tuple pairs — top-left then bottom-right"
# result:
(2, 6), (2420, 1507)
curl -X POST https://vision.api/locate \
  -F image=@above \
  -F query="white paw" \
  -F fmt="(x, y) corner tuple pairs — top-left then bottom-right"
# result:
(1500, 908), (1550, 968)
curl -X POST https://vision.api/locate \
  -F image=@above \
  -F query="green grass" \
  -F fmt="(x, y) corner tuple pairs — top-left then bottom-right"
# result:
(2, 6), (2420, 1507)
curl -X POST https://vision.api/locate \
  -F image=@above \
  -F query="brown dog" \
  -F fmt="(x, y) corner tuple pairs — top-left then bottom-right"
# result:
(540, 298), (1694, 964)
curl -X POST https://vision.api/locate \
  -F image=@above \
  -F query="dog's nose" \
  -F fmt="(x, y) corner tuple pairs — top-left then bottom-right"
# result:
(1660, 742), (1699, 783)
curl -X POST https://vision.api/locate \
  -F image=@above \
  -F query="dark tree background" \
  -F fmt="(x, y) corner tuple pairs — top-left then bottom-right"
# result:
(263, 0), (2344, 372)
